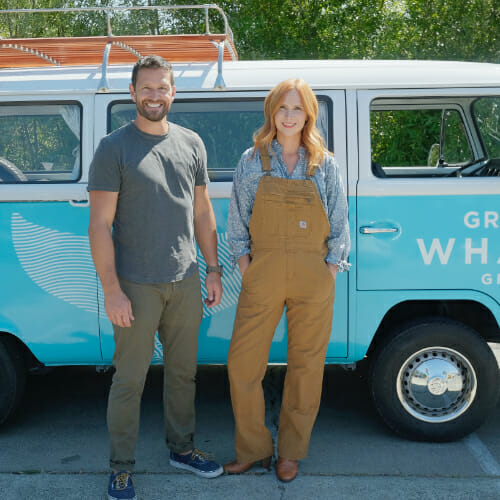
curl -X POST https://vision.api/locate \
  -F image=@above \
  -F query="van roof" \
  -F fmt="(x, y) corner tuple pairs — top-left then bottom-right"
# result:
(1, 59), (499, 96)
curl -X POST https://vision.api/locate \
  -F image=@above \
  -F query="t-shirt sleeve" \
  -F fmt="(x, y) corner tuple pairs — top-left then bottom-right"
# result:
(194, 136), (210, 186)
(87, 136), (121, 192)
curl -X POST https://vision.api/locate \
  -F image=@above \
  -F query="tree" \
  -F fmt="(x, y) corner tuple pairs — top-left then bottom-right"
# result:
(0, 0), (498, 63)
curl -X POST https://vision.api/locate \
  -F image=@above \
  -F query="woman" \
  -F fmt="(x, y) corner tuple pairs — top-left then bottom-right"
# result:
(224, 79), (350, 482)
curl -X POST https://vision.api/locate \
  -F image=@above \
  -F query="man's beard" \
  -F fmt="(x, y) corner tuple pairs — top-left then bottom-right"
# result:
(136, 101), (170, 122)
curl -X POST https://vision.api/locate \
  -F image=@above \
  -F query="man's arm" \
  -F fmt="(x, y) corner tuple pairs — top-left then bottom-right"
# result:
(193, 184), (222, 308)
(88, 191), (134, 327)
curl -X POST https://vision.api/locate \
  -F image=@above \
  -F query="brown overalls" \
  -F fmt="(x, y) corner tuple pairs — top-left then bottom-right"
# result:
(227, 148), (335, 463)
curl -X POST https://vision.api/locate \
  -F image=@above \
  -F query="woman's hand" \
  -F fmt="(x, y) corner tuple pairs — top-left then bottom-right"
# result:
(327, 262), (338, 280)
(238, 254), (251, 277)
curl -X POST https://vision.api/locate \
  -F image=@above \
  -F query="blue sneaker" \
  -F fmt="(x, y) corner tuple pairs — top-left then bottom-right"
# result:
(170, 448), (223, 478)
(108, 470), (137, 500)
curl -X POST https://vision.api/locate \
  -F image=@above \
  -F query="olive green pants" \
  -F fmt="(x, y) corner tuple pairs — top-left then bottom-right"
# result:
(107, 272), (202, 471)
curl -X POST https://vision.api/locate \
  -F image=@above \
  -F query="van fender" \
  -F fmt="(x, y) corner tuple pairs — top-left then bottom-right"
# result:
(351, 289), (500, 362)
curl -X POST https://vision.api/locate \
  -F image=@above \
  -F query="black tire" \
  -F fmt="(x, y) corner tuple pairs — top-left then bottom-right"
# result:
(369, 318), (499, 442)
(0, 337), (26, 426)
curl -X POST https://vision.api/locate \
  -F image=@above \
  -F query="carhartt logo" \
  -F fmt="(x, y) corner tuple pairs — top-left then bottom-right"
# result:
(299, 221), (307, 229)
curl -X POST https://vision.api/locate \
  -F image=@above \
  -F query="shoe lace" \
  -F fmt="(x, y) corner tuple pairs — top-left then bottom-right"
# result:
(113, 472), (132, 491)
(191, 449), (215, 462)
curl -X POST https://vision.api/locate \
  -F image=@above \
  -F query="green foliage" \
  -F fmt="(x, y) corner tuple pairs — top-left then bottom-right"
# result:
(442, 110), (472, 164)
(0, 111), (78, 173)
(371, 108), (473, 167)
(0, 0), (109, 38)
(0, 1), (498, 62)
(371, 109), (441, 166)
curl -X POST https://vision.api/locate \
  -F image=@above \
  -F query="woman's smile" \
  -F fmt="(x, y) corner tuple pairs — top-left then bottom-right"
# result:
(275, 89), (307, 140)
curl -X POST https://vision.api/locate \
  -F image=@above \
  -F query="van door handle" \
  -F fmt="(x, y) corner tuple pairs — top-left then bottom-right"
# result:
(69, 199), (89, 207)
(360, 226), (398, 234)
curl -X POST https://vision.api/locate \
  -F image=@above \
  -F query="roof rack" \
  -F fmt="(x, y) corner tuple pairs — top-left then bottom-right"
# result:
(0, 4), (238, 90)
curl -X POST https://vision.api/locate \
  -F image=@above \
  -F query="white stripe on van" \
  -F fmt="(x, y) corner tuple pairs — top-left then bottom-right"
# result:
(10, 213), (242, 327)
(11, 213), (104, 317)
(357, 178), (500, 197)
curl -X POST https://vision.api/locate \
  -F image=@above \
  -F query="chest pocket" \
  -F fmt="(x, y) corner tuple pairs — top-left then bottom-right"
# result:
(286, 195), (312, 239)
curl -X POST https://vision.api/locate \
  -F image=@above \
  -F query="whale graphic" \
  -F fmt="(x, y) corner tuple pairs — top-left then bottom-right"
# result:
(11, 212), (242, 361)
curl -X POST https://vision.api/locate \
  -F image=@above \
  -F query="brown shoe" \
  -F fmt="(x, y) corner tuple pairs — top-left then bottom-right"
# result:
(276, 457), (298, 482)
(224, 456), (272, 474)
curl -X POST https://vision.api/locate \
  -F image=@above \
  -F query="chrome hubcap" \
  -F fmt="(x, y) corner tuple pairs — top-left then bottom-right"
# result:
(396, 347), (477, 423)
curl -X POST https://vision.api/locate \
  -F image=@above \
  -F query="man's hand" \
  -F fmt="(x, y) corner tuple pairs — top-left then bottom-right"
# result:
(88, 191), (134, 326)
(104, 288), (135, 327)
(193, 185), (223, 308)
(204, 272), (222, 308)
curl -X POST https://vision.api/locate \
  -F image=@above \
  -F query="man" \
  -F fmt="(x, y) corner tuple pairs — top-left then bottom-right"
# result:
(88, 55), (224, 500)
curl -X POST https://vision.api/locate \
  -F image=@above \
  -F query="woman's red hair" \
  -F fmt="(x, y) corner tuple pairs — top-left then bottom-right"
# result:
(253, 78), (332, 167)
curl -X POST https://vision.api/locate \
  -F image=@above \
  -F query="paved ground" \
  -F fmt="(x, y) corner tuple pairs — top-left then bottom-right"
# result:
(1, 362), (500, 499)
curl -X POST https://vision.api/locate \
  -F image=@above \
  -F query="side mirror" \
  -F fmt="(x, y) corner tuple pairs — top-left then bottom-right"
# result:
(427, 143), (440, 167)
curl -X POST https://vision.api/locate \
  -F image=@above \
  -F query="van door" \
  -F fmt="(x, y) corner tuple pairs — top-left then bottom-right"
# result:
(0, 95), (102, 364)
(356, 89), (500, 304)
(95, 90), (348, 363)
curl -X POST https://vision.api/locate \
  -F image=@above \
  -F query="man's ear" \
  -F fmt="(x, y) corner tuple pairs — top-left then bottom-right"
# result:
(129, 83), (136, 102)
(171, 86), (177, 100)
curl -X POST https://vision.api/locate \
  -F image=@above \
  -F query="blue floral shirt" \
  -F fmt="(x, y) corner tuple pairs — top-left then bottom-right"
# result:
(227, 140), (351, 271)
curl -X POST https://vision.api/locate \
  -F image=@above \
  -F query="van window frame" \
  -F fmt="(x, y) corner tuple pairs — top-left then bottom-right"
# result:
(106, 95), (334, 181)
(369, 98), (474, 178)
(0, 100), (83, 184)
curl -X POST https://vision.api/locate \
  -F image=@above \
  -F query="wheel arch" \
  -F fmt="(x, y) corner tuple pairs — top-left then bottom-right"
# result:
(365, 299), (500, 360)
(0, 331), (42, 372)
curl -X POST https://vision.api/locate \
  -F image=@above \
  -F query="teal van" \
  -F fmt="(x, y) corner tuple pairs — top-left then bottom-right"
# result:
(1, 5), (499, 442)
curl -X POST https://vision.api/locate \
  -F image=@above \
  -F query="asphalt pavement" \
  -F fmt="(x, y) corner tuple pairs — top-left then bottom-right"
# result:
(1, 361), (500, 499)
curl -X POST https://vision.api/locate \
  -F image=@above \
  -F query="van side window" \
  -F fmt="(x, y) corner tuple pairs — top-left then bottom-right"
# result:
(110, 100), (330, 181)
(370, 102), (472, 178)
(473, 97), (500, 159)
(0, 103), (81, 183)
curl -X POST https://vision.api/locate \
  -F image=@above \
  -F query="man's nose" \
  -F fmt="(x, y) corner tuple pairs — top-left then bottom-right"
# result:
(148, 89), (161, 99)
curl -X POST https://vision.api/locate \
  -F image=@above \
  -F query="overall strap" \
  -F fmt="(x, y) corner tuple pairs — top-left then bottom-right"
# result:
(259, 146), (272, 175)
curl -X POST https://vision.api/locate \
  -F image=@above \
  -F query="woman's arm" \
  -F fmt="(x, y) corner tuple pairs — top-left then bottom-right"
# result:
(227, 151), (256, 268)
(324, 156), (351, 272)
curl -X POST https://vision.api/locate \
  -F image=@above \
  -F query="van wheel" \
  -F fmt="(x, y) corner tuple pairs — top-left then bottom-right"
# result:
(0, 337), (26, 425)
(369, 319), (499, 441)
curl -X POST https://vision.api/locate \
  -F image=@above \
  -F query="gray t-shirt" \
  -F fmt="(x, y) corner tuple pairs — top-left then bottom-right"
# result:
(88, 122), (209, 284)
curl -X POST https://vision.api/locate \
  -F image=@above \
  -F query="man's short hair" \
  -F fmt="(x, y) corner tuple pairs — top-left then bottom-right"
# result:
(131, 55), (174, 88)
